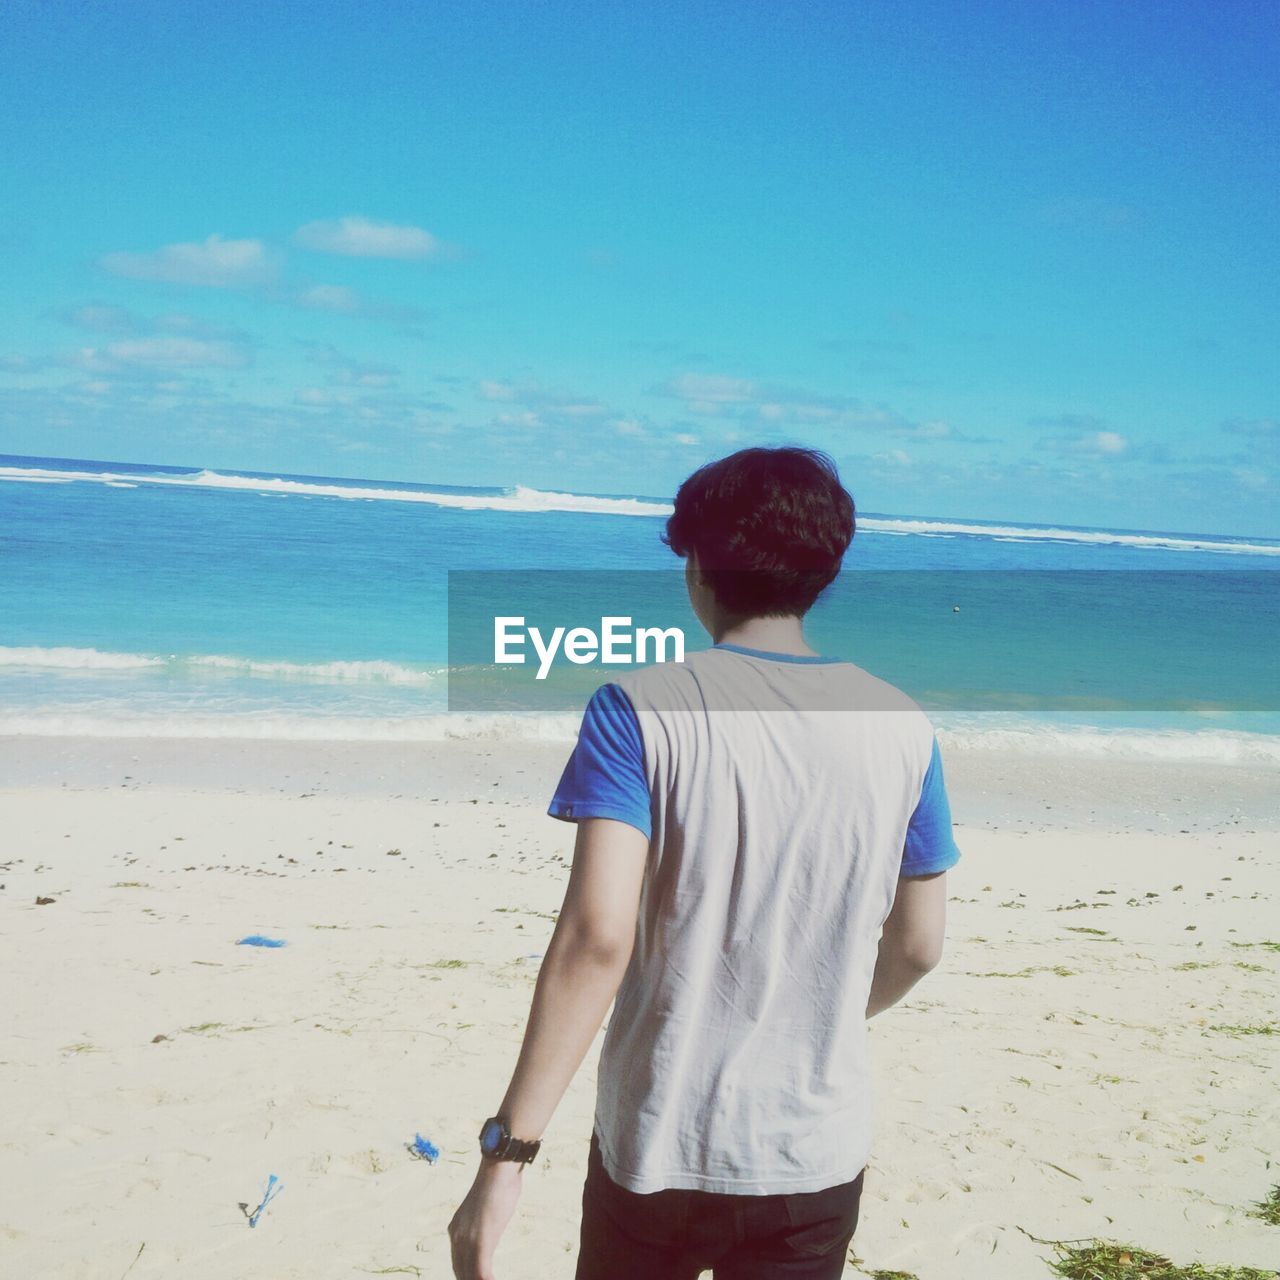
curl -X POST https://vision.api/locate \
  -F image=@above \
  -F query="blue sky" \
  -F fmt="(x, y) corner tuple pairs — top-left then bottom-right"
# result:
(1, 0), (1276, 535)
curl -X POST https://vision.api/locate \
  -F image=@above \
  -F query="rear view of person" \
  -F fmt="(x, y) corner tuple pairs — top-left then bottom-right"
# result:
(449, 447), (961, 1280)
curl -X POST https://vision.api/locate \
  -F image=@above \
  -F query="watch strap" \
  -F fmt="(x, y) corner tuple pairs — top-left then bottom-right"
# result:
(497, 1132), (541, 1164)
(480, 1116), (542, 1164)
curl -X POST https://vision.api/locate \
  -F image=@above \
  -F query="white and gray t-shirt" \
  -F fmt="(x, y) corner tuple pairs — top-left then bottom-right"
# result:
(549, 643), (961, 1195)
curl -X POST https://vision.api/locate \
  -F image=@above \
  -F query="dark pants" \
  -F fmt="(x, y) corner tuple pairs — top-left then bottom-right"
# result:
(575, 1133), (865, 1280)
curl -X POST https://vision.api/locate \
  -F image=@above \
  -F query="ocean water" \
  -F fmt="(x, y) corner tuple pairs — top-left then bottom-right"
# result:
(1, 453), (1278, 763)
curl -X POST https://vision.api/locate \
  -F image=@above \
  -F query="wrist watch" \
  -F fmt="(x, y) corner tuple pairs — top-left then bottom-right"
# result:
(478, 1115), (541, 1164)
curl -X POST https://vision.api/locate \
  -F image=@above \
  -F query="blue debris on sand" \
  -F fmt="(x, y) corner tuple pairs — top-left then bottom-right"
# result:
(237, 935), (287, 948)
(408, 1134), (440, 1163)
(248, 1174), (283, 1227)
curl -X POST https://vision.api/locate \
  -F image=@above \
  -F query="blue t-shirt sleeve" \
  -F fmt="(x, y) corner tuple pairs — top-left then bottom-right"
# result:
(548, 683), (652, 839)
(900, 737), (962, 877)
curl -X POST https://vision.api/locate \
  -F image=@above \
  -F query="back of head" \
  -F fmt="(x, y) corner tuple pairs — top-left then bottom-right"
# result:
(664, 446), (856, 618)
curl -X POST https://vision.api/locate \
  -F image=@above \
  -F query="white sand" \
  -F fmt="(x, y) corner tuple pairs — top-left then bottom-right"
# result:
(1, 738), (1277, 1279)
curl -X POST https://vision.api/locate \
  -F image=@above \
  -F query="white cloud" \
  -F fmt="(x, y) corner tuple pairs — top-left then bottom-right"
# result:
(1057, 430), (1127, 456)
(296, 284), (363, 313)
(656, 372), (756, 404)
(1092, 431), (1127, 454)
(910, 420), (951, 441)
(653, 370), (957, 444)
(295, 216), (443, 259)
(494, 410), (543, 429)
(104, 337), (248, 368)
(304, 342), (399, 389)
(289, 282), (427, 323)
(1039, 414), (1131, 460)
(478, 379), (517, 402)
(68, 347), (115, 373)
(296, 387), (356, 407)
(1232, 466), (1271, 492)
(101, 235), (275, 288)
(62, 304), (138, 333)
(60, 303), (244, 341)
(476, 377), (608, 420)
(657, 370), (858, 422)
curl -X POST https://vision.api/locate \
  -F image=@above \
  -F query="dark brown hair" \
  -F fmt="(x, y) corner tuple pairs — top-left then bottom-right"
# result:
(663, 446), (855, 617)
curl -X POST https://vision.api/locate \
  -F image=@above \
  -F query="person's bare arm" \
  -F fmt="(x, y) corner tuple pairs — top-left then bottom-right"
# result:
(866, 870), (948, 1018)
(449, 817), (647, 1280)
(495, 816), (647, 1137)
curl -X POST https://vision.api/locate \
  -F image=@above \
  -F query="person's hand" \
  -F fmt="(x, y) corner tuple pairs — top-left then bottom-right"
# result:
(448, 1159), (524, 1280)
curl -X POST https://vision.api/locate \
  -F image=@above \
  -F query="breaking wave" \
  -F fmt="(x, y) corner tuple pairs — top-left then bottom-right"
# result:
(0, 465), (670, 518)
(0, 647), (438, 685)
(4, 463), (1277, 552)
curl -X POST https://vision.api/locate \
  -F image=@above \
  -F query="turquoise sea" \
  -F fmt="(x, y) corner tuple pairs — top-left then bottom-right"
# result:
(1, 453), (1277, 763)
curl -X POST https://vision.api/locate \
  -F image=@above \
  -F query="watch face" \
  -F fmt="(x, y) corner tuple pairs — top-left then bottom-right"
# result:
(479, 1118), (505, 1156)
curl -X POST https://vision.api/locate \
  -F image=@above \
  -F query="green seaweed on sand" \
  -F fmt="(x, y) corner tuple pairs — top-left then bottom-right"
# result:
(1046, 1239), (1277, 1278)
(972, 965), (1079, 978)
(1250, 1185), (1280, 1226)
(1208, 1024), (1279, 1037)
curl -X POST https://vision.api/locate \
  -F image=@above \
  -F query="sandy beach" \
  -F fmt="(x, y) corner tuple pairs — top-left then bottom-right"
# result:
(1, 736), (1277, 1279)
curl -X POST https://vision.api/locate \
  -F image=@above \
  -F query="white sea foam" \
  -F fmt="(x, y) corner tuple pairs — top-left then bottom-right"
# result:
(0, 646), (437, 685)
(0, 703), (1276, 762)
(858, 515), (1280, 556)
(188, 655), (437, 685)
(5, 462), (1278, 553)
(0, 711), (580, 742)
(936, 723), (1280, 767)
(0, 465), (671, 518)
(0, 646), (165, 671)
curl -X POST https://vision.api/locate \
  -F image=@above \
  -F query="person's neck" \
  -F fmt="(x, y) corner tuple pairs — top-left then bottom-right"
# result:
(713, 614), (817, 657)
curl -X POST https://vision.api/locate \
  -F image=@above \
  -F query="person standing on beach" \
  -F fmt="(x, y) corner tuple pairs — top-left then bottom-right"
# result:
(449, 447), (961, 1279)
